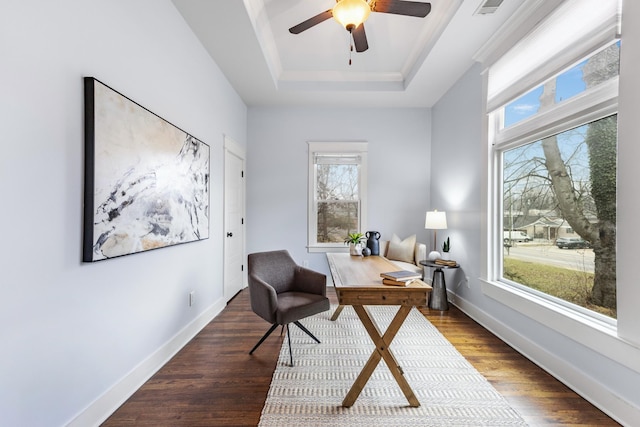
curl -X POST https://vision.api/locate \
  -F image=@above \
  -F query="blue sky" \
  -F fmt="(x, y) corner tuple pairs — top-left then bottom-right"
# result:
(504, 41), (621, 127)
(504, 59), (587, 127)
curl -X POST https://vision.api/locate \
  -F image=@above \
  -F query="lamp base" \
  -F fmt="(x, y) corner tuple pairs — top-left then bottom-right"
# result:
(428, 250), (441, 261)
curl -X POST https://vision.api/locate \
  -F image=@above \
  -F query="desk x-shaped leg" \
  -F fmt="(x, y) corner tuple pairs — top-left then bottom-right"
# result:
(342, 305), (420, 407)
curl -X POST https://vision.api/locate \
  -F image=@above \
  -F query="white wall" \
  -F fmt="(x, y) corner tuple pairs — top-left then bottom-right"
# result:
(246, 107), (431, 275)
(0, 1), (246, 425)
(430, 4), (640, 422)
(430, 63), (485, 300)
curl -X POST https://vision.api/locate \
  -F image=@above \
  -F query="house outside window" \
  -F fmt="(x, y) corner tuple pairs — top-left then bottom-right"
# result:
(486, 0), (620, 321)
(307, 142), (368, 252)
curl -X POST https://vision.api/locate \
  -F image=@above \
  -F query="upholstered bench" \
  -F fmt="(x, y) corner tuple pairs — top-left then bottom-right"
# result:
(379, 234), (426, 278)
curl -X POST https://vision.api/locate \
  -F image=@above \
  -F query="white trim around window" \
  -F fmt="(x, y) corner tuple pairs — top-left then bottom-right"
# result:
(307, 141), (368, 253)
(479, 0), (633, 369)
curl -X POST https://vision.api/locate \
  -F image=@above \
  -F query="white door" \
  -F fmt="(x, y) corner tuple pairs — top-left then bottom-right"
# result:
(224, 135), (246, 302)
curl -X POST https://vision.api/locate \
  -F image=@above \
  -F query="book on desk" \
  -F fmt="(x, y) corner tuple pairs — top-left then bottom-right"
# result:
(383, 278), (423, 286)
(380, 270), (422, 286)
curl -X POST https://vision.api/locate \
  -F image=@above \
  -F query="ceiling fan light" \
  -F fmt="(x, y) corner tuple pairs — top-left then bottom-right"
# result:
(332, 0), (371, 31)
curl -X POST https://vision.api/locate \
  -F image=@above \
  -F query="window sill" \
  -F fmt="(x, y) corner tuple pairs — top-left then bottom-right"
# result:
(480, 279), (640, 373)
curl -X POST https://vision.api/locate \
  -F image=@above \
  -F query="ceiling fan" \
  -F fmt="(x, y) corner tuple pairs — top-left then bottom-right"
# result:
(289, 0), (432, 54)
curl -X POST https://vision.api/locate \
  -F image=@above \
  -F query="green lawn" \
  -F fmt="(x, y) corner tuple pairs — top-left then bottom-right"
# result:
(503, 258), (616, 318)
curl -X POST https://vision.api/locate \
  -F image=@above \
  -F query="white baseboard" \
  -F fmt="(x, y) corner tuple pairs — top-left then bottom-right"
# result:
(66, 298), (226, 427)
(448, 292), (640, 426)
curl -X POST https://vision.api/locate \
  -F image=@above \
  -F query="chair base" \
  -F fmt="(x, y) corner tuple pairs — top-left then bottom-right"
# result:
(249, 320), (321, 366)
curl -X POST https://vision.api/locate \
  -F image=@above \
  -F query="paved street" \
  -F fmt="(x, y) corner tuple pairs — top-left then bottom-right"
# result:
(504, 243), (594, 273)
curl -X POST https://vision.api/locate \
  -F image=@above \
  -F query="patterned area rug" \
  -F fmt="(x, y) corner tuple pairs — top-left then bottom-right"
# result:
(259, 305), (528, 427)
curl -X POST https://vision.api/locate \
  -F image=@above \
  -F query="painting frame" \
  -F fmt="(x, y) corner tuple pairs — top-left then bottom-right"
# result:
(83, 77), (210, 262)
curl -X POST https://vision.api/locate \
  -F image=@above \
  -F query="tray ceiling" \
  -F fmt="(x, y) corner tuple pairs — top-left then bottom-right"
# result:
(172, 0), (525, 107)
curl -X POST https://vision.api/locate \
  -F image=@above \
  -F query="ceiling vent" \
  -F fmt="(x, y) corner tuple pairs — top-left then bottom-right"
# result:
(474, 0), (504, 15)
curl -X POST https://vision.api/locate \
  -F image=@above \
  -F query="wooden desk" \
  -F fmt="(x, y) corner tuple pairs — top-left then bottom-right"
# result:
(326, 253), (431, 407)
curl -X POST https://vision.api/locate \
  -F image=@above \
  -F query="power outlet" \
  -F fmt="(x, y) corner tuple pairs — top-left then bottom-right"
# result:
(189, 291), (195, 306)
(466, 276), (470, 289)
(303, 260), (309, 268)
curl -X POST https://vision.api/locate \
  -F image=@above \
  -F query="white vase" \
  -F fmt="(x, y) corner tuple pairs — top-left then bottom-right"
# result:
(441, 251), (450, 260)
(349, 243), (362, 256)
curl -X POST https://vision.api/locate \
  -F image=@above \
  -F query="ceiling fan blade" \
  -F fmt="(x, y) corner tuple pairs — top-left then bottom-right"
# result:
(371, 0), (431, 18)
(352, 24), (369, 53)
(289, 9), (333, 34)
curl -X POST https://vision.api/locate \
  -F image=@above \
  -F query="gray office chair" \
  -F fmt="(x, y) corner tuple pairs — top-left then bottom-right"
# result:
(248, 250), (330, 366)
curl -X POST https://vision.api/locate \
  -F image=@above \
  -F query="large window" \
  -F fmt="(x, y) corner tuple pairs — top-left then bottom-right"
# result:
(487, 1), (620, 321)
(307, 142), (368, 252)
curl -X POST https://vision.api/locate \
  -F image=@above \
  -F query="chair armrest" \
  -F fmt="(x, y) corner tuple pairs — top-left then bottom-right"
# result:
(380, 240), (389, 257)
(248, 274), (279, 323)
(415, 242), (427, 265)
(294, 266), (327, 297)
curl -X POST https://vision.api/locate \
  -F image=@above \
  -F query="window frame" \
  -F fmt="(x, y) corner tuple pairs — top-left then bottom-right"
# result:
(307, 142), (368, 253)
(478, 0), (623, 340)
(488, 44), (619, 326)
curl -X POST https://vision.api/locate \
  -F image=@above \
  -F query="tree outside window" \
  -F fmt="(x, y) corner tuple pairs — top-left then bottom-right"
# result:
(316, 162), (360, 243)
(307, 142), (367, 252)
(498, 43), (619, 318)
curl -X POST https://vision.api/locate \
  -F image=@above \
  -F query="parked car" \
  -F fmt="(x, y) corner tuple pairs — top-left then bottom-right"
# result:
(503, 230), (532, 243)
(556, 237), (591, 249)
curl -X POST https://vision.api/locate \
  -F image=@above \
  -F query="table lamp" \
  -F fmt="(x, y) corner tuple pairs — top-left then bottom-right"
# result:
(425, 210), (447, 260)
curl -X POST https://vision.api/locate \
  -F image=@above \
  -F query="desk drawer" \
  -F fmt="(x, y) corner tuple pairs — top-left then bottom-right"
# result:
(337, 288), (429, 306)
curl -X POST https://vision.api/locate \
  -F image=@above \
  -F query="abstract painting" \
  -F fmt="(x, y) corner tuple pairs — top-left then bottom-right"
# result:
(83, 78), (210, 262)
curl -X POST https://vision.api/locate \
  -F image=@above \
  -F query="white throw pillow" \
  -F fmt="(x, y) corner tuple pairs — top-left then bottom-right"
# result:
(386, 234), (416, 264)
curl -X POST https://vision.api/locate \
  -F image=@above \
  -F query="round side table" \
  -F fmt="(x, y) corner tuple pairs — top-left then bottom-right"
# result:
(419, 260), (460, 310)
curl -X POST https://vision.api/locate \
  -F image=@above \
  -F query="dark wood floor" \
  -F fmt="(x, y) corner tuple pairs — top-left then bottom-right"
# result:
(103, 289), (619, 426)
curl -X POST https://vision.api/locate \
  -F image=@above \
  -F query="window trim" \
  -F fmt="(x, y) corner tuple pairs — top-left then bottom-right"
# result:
(474, 0), (640, 380)
(489, 85), (619, 325)
(480, 0), (622, 337)
(486, 0), (621, 112)
(489, 111), (620, 329)
(478, 278), (640, 373)
(494, 77), (619, 150)
(307, 141), (368, 253)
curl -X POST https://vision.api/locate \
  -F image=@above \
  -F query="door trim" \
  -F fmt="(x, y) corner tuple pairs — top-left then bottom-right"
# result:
(223, 134), (246, 300)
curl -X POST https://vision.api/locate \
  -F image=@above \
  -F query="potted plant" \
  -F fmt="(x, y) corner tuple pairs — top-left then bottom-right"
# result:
(441, 237), (450, 260)
(344, 232), (365, 256)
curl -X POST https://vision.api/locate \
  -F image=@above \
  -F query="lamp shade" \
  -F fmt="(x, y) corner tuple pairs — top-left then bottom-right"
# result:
(332, 0), (371, 31)
(425, 210), (447, 229)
